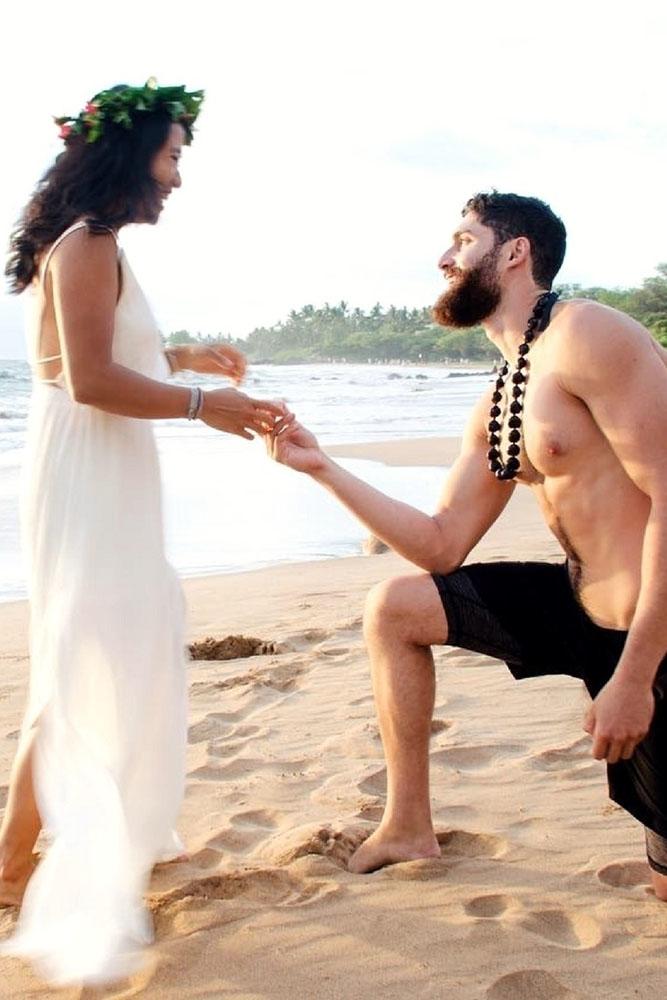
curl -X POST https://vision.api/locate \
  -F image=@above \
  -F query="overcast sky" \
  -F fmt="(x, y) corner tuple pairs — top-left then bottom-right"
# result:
(1, 0), (665, 358)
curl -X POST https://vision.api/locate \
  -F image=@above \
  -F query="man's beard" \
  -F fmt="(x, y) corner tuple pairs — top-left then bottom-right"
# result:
(432, 244), (502, 328)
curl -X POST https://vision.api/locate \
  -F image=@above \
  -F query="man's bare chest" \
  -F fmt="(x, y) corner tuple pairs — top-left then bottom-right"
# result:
(503, 371), (601, 486)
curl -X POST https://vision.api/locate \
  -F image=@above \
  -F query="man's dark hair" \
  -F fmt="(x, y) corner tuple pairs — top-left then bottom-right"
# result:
(464, 191), (566, 288)
(6, 111), (173, 292)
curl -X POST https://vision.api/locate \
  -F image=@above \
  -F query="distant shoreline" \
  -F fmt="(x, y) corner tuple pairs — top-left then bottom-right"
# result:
(246, 358), (497, 370)
(2, 357), (498, 372)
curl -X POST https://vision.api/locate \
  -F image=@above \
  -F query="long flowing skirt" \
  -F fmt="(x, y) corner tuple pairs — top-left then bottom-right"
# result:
(3, 385), (186, 985)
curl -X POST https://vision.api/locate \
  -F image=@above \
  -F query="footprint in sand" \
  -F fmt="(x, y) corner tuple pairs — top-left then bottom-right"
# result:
(189, 759), (263, 781)
(519, 909), (602, 950)
(360, 720), (450, 751)
(150, 867), (339, 937)
(181, 847), (225, 870)
(358, 767), (387, 797)
(207, 826), (270, 853)
(179, 818), (279, 869)
(0, 786), (7, 809)
(465, 894), (518, 918)
(184, 814), (280, 860)
(256, 661), (310, 693)
(437, 829), (507, 860)
(597, 859), (651, 889)
(190, 757), (311, 782)
(290, 627), (331, 646)
(205, 725), (266, 756)
(529, 737), (591, 772)
(380, 856), (453, 882)
(210, 670), (261, 692)
(230, 809), (279, 830)
(487, 969), (578, 1000)
(187, 711), (240, 743)
(231, 724), (263, 740)
(432, 744), (525, 771)
(207, 740), (245, 759)
(214, 660), (310, 694)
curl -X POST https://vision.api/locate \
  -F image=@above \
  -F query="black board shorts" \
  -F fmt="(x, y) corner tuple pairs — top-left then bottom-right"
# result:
(431, 561), (667, 841)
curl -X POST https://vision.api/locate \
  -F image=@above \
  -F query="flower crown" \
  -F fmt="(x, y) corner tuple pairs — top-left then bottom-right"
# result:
(54, 78), (205, 145)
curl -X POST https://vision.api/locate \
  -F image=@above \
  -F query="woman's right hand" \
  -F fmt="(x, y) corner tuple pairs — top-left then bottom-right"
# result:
(199, 388), (286, 439)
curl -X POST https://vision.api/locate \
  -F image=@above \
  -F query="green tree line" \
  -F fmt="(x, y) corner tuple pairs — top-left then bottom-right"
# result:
(167, 263), (667, 364)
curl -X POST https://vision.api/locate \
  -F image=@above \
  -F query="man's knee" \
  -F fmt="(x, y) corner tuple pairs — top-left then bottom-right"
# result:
(363, 574), (447, 646)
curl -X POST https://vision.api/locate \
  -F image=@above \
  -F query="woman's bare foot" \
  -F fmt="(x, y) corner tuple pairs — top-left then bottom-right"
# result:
(0, 857), (36, 907)
(348, 826), (440, 874)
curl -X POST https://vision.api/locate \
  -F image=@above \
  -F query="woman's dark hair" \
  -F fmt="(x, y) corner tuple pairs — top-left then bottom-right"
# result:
(463, 191), (567, 288)
(6, 110), (173, 292)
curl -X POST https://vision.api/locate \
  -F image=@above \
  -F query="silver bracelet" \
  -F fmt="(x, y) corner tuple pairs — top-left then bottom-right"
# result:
(187, 386), (204, 420)
(194, 387), (205, 419)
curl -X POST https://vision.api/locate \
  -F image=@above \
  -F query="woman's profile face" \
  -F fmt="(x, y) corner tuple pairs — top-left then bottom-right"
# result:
(145, 122), (185, 223)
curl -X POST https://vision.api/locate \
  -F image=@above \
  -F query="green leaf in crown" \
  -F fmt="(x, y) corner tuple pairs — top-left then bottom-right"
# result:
(54, 79), (205, 145)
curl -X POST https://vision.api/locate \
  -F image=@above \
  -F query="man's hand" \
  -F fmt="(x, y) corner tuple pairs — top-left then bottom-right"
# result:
(266, 415), (328, 475)
(583, 676), (655, 763)
(200, 388), (285, 439)
(168, 343), (247, 383)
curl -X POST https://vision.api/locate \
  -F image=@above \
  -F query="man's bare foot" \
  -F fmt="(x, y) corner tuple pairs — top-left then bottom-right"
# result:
(348, 826), (441, 874)
(651, 870), (667, 901)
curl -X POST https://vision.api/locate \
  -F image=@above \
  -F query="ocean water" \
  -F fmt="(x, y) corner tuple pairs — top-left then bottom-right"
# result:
(0, 361), (492, 601)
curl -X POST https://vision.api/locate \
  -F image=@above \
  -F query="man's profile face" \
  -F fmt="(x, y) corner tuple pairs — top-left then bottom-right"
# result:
(433, 212), (503, 328)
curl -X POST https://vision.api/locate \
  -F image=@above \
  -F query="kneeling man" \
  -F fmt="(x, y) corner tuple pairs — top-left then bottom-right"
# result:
(267, 192), (667, 900)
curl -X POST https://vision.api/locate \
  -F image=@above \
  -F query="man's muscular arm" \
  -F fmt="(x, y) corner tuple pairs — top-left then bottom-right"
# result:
(267, 391), (514, 574)
(559, 302), (667, 763)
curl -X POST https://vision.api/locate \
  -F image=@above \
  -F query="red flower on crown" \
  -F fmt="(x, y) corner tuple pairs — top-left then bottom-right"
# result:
(84, 102), (99, 115)
(59, 123), (73, 139)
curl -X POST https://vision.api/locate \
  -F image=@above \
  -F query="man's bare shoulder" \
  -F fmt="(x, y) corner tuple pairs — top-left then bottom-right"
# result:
(556, 297), (645, 332)
(546, 298), (667, 399)
(550, 298), (659, 366)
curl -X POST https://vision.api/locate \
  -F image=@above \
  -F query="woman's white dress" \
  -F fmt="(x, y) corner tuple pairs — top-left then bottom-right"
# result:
(3, 222), (187, 985)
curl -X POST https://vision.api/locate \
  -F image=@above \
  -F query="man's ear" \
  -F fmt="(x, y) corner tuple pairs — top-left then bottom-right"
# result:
(507, 236), (531, 267)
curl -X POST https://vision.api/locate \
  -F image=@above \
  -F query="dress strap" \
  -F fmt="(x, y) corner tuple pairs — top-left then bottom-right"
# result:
(36, 221), (118, 374)
(40, 220), (118, 285)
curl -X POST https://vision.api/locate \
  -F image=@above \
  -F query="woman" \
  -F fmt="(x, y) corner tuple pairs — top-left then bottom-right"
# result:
(0, 80), (282, 985)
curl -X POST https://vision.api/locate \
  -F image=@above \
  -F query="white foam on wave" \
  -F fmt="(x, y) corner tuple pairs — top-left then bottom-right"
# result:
(0, 362), (478, 601)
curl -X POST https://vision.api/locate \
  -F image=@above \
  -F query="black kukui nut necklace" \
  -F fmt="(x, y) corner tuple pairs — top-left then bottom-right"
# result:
(487, 290), (560, 481)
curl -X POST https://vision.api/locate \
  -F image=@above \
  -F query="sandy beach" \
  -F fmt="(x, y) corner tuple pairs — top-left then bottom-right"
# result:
(0, 436), (664, 999)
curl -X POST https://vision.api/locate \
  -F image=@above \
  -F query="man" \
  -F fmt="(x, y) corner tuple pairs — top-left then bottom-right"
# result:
(267, 192), (667, 900)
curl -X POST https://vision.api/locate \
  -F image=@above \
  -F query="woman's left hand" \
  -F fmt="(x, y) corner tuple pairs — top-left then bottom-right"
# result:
(167, 343), (247, 383)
